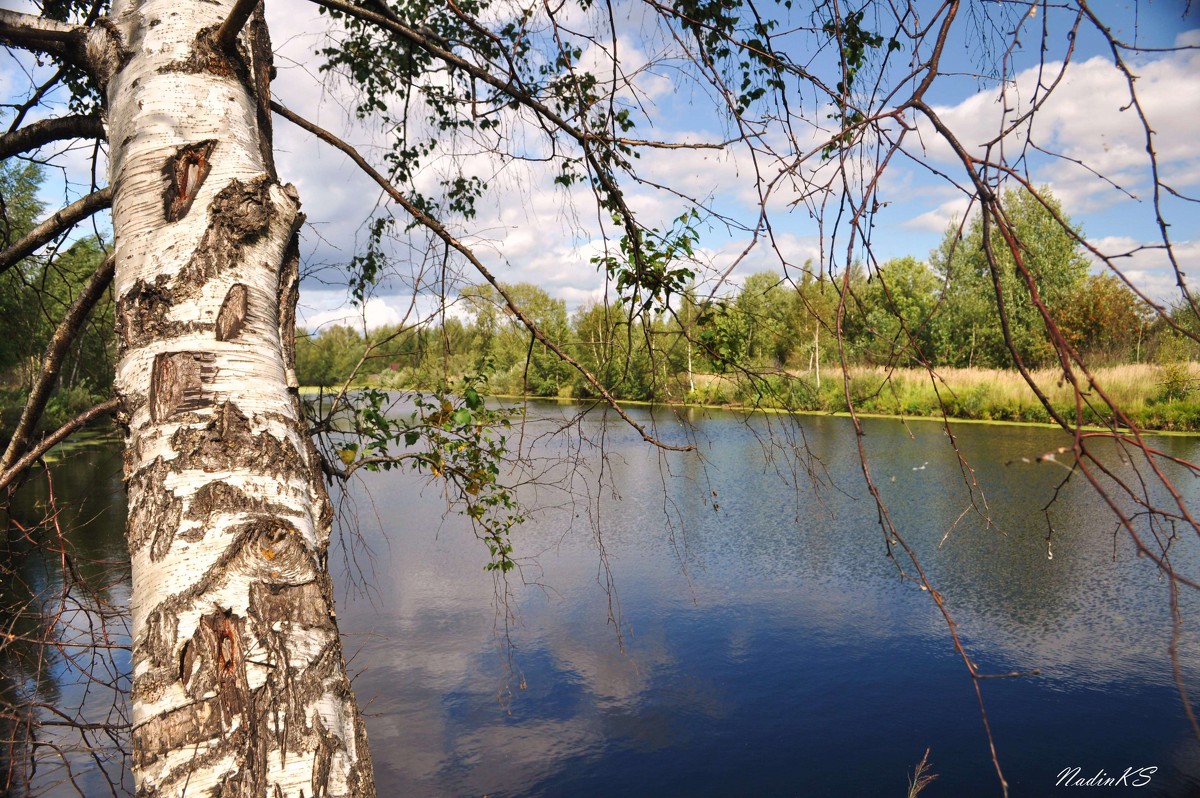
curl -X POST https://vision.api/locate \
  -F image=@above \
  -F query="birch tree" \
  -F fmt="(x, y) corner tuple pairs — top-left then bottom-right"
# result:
(1, 1), (375, 795)
(1, 1), (1198, 796)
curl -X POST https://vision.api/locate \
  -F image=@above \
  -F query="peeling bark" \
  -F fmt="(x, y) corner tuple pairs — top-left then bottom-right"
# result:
(106, 0), (375, 794)
(163, 140), (216, 222)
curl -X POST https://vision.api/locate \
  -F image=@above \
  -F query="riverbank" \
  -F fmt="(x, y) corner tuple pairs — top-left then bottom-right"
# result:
(331, 362), (1200, 433)
(690, 363), (1200, 432)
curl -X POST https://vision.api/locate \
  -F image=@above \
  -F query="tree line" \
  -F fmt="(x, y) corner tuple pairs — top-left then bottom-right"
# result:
(297, 189), (1185, 414)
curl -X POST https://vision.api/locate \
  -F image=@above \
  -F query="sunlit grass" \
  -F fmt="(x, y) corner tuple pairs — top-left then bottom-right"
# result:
(694, 363), (1200, 431)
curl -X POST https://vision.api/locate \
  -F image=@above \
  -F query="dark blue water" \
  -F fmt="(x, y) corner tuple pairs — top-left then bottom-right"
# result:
(333, 407), (1200, 797)
(8, 409), (1200, 796)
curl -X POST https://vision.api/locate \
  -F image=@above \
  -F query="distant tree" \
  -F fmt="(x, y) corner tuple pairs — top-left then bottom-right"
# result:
(295, 325), (367, 387)
(463, 283), (571, 395)
(856, 257), (939, 366)
(1059, 274), (1151, 365)
(0, 162), (47, 383)
(931, 189), (1090, 369)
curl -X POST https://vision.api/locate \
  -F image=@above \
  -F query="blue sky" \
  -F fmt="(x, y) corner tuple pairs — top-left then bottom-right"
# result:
(263, 0), (1199, 330)
(2, 0), (1197, 331)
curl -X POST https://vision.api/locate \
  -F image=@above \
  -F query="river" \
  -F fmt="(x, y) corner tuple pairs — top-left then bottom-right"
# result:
(5, 404), (1200, 796)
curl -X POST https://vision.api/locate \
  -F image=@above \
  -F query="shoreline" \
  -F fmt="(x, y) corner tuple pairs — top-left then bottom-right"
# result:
(300, 386), (1200, 437)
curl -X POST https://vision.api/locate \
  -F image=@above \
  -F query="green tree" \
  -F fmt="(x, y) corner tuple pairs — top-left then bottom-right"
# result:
(462, 283), (571, 396)
(855, 257), (939, 365)
(734, 271), (796, 367)
(295, 324), (367, 387)
(931, 188), (1089, 369)
(0, 161), (46, 383)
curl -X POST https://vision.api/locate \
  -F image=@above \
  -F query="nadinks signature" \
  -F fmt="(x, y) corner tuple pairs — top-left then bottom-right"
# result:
(1056, 767), (1158, 788)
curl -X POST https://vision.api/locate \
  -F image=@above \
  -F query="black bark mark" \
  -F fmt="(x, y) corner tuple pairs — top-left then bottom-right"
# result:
(247, 7), (277, 175)
(163, 140), (215, 222)
(131, 608), (181, 707)
(216, 283), (250, 340)
(150, 351), (216, 422)
(117, 277), (173, 353)
(176, 176), (274, 291)
(277, 229), (302, 389)
(148, 492), (184, 562)
(164, 23), (251, 83)
(187, 480), (291, 521)
(170, 402), (306, 478)
(124, 459), (175, 555)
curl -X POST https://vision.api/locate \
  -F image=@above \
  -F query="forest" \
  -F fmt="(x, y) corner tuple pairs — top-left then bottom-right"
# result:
(6, 154), (1196, 438)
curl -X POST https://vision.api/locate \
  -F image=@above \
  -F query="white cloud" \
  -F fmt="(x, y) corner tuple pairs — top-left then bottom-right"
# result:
(299, 289), (445, 332)
(910, 45), (1200, 217)
(260, 1), (1198, 322)
(1087, 235), (1200, 305)
(902, 195), (973, 233)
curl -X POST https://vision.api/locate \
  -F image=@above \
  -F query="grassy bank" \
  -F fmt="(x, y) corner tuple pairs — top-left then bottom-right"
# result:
(332, 362), (1200, 433)
(687, 363), (1200, 432)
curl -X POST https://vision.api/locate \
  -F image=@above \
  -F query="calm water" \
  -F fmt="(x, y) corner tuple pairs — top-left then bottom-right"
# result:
(7, 407), (1200, 796)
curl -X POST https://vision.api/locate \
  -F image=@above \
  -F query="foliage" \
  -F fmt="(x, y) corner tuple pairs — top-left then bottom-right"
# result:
(930, 188), (1090, 369)
(0, 164), (115, 440)
(1058, 274), (1152, 365)
(317, 372), (522, 572)
(593, 211), (700, 314)
(299, 195), (1174, 426)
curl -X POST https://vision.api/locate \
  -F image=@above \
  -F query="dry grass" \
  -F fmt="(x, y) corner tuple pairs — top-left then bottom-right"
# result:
(868, 362), (1197, 416)
(686, 362), (1200, 430)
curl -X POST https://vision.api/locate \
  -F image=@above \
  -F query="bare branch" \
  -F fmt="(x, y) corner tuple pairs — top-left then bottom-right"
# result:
(0, 253), (114, 477)
(0, 187), (113, 276)
(0, 114), (104, 160)
(0, 398), (119, 493)
(0, 9), (84, 63)
(0, 9), (124, 89)
(272, 101), (694, 452)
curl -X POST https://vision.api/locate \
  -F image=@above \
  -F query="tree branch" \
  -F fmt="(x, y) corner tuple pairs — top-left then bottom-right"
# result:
(0, 187), (113, 276)
(0, 114), (105, 160)
(0, 253), (114, 477)
(272, 101), (693, 452)
(0, 9), (84, 63)
(0, 397), (120, 493)
(216, 0), (260, 53)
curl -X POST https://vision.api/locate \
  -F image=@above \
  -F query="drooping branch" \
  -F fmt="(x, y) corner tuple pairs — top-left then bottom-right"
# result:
(0, 187), (113, 276)
(0, 253), (115, 478)
(307, 0), (654, 282)
(0, 398), (119, 493)
(0, 115), (105, 160)
(272, 101), (694, 452)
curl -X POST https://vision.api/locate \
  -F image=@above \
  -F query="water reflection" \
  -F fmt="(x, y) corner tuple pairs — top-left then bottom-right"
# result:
(1, 443), (130, 797)
(5, 410), (1200, 796)
(338, 408), (1200, 797)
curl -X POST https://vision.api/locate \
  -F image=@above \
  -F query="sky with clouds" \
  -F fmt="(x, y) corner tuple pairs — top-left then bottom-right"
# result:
(3, 0), (1197, 331)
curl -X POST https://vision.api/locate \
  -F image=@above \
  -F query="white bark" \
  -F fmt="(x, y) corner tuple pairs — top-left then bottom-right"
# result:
(106, 0), (374, 794)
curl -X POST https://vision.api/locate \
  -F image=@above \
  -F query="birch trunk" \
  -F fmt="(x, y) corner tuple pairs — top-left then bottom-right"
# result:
(105, 0), (374, 794)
